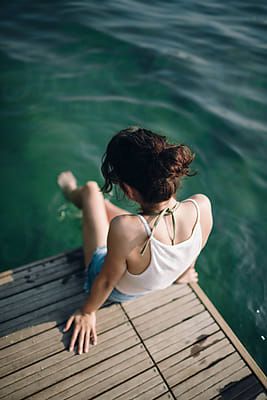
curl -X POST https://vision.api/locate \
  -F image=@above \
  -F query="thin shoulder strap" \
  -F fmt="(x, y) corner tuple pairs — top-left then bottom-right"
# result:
(137, 214), (152, 236)
(182, 198), (200, 223)
(140, 201), (181, 256)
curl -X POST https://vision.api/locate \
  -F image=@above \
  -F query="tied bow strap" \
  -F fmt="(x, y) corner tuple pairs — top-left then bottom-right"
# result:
(140, 201), (181, 256)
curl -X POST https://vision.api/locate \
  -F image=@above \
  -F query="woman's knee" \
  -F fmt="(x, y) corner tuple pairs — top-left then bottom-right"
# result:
(82, 181), (100, 198)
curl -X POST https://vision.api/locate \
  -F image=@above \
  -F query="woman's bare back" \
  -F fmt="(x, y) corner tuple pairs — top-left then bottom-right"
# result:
(121, 193), (213, 277)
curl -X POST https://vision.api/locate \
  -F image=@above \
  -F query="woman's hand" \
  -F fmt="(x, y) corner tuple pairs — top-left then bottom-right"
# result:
(64, 310), (97, 354)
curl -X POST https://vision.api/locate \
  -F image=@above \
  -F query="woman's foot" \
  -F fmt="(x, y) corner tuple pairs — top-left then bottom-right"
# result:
(57, 171), (78, 199)
(175, 267), (198, 284)
(57, 171), (85, 209)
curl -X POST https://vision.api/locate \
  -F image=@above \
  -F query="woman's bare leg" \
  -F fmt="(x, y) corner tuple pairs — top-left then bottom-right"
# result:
(57, 172), (83, 208)
(57, 172), (129, 219)
(80, 181), (110, 267)
(57, 171), (129, 267)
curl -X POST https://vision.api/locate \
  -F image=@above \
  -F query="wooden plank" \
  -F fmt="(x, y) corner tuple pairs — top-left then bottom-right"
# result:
(6, 247), (82, 274)
(242, 389), (267, 400)
(122, 284), (192, 318)
(172, 351), (243, 396)
(133, 299), (205, 340)
(0, 271), (14, 285)
(212, 375), (264, 400)
(145, 310), (214, 355)
(236, 385), (267, 400)
(0, 266), (84, 307)
(0, 250), (82, 296)
(0, 289), (84, 336)
(132, 291), (198, 327)
(114, 377), (168, 400)
(1, 320), (128, 387)
(1, 247), (266, 400)
(0, 323), (139, 400)
(158, 329), (225, 372)
(195, 367), (255, 400)
(0, 251), (81, 278)
(190, 282), (267, 389)
(30, 345), (152, 400)
(0, 306), (127, 379)
(155, 393), (175, 400)
(166, 341), (236, 387)
(133, 383), (169, 400)
(172, 354), (248, 399)
(251, 394), (267, 400)
(0, 270), (13, 280)
(0, 327), (64, 373)
(0, 293), (86, 346)
(153, 322), (220, 363)
(0, 294), (126, 348)
(0, 274), (83, 322)
(94, 368), (163, 400)
(0, 261), (81, 299)
(0, 269), (83, 308)
(2, 338), (147, 398)
(14, 249), (82, 275)
(31, 346), (148, 400)
(159, 332), (229, 380)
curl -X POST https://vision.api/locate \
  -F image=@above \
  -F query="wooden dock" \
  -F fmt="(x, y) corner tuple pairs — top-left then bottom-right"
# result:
(0, 248), (266, 400)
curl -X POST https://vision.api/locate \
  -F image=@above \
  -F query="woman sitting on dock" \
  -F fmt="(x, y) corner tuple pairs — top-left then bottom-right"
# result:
(57, 126), (213, 354)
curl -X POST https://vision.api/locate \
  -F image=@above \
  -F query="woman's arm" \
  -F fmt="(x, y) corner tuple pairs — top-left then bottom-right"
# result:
(64, 217), (128, 354)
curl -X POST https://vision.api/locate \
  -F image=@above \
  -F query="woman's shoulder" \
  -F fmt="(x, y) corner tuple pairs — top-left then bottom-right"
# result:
(108, 213), (146, 249)
(182, 193), (213, 225)
(184, 194), (213, 246)
(109, 213), (142, 234)
(183, 193), (212, 215)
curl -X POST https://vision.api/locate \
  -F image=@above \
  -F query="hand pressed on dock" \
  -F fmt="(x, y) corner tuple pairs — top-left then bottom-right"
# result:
(64, 309), (97, 354)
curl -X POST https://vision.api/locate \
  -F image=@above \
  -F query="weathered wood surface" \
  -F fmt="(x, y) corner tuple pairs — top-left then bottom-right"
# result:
(0, 248), (266, 400)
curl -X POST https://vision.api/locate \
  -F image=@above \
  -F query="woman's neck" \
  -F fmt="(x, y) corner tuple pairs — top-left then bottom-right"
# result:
(140, 196), (178, 215)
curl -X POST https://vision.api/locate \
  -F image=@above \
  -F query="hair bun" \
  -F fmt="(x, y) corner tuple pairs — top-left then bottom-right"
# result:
(159, 144), (196, 178)
(101, 127), (197, 204)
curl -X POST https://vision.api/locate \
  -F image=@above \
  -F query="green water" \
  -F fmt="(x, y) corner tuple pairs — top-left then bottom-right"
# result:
(0, 1), (266, 373)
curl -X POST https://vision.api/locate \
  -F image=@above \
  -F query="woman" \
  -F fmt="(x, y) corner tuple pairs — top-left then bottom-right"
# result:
(57, 126), (213, 354)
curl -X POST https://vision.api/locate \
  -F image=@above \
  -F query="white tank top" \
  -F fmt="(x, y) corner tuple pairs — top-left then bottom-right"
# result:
(115, 199), (202, 296)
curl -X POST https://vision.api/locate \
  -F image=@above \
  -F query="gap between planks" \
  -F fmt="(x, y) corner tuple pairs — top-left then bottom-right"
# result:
(190, 282), (267, 390)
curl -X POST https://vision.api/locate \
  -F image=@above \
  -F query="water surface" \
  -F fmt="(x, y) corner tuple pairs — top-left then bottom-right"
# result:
(0, 0), (266, 373)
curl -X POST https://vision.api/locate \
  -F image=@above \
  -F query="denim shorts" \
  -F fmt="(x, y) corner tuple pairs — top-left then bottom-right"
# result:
(84, 246), (141, 307)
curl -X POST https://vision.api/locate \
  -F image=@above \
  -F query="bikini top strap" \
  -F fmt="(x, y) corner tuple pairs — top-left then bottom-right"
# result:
(139, 201), (181, 256)
(137, 214), (152, 236)
(181, 198), (200, 223)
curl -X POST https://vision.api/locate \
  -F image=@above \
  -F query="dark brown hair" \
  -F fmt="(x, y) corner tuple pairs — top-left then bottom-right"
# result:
(101, 126), (197, 204)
